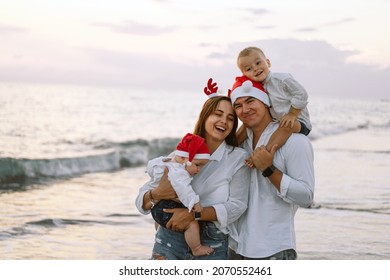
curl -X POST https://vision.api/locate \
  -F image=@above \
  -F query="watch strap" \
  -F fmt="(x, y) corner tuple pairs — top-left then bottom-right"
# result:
(262, 164), (276, 177)
(194, 211), (201, 221)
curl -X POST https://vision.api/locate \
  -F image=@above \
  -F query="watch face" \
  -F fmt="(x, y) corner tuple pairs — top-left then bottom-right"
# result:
(194, 212), (201, 219)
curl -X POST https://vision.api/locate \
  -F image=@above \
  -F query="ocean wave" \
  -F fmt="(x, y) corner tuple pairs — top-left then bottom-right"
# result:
(1, 121), (387, 189)
(0, 216), (141, 241)
(0, 137), (179, 189)
(308, 120), (390, 141)
(319, 205), (390, 215)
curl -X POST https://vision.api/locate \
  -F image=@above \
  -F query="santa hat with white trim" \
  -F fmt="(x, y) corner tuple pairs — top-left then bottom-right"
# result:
(175, 133), (210, 162)
(228, 75), (270, 106)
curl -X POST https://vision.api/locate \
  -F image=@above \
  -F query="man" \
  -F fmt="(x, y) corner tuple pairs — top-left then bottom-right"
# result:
(228, 76), (315, 260)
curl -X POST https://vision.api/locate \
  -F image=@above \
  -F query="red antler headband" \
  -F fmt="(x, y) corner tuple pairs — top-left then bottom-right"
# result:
(204, 78), (218, 98)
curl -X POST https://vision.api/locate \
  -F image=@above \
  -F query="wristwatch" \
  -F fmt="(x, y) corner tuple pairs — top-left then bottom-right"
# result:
(194, 211), (201, 221)
(262, 164), (276, 177)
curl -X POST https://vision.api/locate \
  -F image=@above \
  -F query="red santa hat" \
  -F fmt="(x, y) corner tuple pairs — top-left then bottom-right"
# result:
(228, 75), (270, 106)
(175, 133), (210, 162)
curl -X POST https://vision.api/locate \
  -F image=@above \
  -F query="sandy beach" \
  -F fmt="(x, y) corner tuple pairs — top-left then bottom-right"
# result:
(295, 128), (390, 259)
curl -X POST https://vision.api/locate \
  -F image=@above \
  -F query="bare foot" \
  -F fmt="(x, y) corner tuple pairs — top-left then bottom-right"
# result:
(191, 245), (214, 256)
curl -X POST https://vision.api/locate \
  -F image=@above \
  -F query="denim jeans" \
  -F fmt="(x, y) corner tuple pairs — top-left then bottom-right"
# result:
(151, 200), (185, 228)
(299, 121), (311, 136)
(151, 221), (228, 260)
(228, 248), (297, 260)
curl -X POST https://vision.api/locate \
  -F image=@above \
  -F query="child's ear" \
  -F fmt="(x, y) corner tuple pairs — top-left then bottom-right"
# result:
(267, 58), (271, 67)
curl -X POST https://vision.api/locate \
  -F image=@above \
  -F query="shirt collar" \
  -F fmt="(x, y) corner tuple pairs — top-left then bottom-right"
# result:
(245, 122), (277, 150)
(263, 71), (272, 85)
(209, 141), (226, 162)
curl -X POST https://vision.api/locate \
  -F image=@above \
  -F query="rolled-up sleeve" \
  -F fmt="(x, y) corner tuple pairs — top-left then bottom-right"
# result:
(284, 77), (309, 110)
(135, 182), (153, 215)
(213, 164), (250, 229)
(277, 135), (314, 208)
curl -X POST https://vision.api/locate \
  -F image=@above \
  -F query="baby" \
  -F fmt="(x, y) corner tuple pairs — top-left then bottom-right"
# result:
(145, 133), (214, 256)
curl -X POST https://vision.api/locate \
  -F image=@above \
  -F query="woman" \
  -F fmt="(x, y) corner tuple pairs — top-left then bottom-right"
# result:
(135, 95), (250, 260)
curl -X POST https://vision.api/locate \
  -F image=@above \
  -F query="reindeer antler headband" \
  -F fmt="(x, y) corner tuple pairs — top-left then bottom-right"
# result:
(203, 78), (218, 98)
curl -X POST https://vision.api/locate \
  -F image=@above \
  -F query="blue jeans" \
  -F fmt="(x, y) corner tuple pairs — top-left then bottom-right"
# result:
(151, 222), (228, 260)
(299, 121), (311, 136)
(151, 200), (185, 228)
(228, 248), (297, 260)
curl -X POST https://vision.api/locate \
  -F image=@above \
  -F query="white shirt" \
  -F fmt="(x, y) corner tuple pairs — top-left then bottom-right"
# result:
(145, 156), (199, 211)
(229, 122), (315, 258)
(135, 141), (251, 234)
(264, 72), (312, 130)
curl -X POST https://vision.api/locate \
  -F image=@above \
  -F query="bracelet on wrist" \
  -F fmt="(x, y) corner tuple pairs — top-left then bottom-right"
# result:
(148, 190), (155, 208)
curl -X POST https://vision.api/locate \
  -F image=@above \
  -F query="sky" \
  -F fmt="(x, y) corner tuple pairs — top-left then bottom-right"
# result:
(1, 0), (389, 100)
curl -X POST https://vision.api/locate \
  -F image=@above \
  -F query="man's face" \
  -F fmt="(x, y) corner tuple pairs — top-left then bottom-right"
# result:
(233, 96), (267, 128)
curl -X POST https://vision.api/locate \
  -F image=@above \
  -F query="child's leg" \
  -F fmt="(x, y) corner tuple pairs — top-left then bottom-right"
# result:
(184, 221), (214, 256)
(291, 120), (301, 134)
(236, 124), (254, 167)
(236, 124), (248, 145)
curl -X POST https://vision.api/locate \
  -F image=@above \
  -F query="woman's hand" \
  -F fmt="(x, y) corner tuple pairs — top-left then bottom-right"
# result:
(164, 208), (192, 232)
(153, 168), (177, 202)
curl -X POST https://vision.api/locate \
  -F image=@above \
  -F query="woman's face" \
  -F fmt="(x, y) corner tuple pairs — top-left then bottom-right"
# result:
(204, 100), (235, 144)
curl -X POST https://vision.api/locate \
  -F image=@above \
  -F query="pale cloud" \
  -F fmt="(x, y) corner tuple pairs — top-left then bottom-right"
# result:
(0, 39), (388, 100)
(93, 20), (179, 35)
(219, 40), (390, 100)
(255, 25), (276, 30)
(245, 8), (270, 16)
(0, 0), (388, 101)
(321, 17), (355, 27)
(295, 17), (355, 33)
(295, 27), (317, 32)
(0, 23), (28, 33)
(199, 43), (220, 48)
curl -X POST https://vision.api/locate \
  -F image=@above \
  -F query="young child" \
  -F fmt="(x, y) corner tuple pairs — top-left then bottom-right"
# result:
(145, 133), (214, 256)
(235, 46), (312, 166)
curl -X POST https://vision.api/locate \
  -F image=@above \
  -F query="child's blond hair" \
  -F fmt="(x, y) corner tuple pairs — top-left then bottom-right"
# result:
(237, 46), (266, 69)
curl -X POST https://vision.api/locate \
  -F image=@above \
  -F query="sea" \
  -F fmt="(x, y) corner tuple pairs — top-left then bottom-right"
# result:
(1, 82), (390, 260)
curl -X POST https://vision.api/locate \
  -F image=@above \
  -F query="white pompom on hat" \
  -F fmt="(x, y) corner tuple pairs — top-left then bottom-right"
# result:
(228, 75), (270, 107)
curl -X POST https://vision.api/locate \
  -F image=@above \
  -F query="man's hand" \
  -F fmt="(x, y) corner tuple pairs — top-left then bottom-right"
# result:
(251, 144), (278, 171)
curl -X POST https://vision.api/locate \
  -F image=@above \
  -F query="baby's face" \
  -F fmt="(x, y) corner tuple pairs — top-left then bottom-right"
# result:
(238, 50), (270, 83)
(186, 158), (209, 176)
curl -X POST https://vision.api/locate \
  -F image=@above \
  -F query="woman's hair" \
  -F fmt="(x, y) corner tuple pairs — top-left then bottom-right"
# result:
(193, 96), (238, 147)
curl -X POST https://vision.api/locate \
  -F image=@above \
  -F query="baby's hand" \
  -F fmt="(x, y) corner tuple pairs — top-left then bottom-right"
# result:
(280, 112), (297, 128)
(244, 156), (255, 168)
